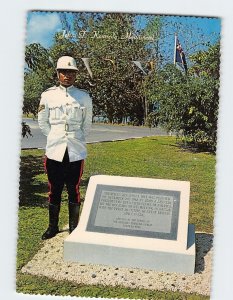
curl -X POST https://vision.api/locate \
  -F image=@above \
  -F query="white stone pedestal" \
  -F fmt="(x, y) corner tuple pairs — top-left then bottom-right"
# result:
(64, 175), (196, 274)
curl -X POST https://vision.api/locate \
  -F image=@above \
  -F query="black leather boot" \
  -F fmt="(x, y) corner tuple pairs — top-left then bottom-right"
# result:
(42, 203), (60, 240)
(69, 202), (80, 233)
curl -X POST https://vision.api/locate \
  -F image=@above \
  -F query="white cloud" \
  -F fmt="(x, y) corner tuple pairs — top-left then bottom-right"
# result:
(26, 12), (61, 47)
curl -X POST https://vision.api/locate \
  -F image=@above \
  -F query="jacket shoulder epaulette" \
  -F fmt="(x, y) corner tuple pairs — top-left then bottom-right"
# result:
(41, 86), (57, 98)
(44, 86), (57, 92)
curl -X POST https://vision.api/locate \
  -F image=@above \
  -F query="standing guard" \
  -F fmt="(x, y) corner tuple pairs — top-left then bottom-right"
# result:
(38, 56), (92, 240)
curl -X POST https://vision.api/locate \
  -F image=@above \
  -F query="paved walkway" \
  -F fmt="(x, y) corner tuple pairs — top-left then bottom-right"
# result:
(21, 118), (170, 149)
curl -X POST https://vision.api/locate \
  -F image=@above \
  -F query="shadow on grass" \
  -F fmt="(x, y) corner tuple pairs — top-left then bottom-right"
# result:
(195, 233), (213, 273)
(176, 142), (214, 154)
(19, 155), (47, 207)
(19, 155), (90, 208)
(149, 137), (214, 154)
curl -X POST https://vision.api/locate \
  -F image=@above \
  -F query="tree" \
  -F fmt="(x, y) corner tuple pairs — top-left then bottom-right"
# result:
(186, 41), (220, 150)
(50, 13), (161, 125)
(146, 41), (220, 152)
(23, 72), (46, 117)
(25, 43), (51, 71)
(23, 12), (220, 146)
(23, 43), (57, 119)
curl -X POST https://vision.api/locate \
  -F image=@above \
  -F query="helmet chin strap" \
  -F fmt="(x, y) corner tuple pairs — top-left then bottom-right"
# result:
(57, 71), (63, 86)
(57, 70), (66, 86)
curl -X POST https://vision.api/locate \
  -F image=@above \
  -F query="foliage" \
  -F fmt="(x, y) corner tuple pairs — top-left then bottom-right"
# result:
(21, 121), (32, 138)
(25, 43), (52, 71)
(146, 42), (220, 152)
(23, 72), (44, 117)
(50, 13), (161, 124)
(23, 13), (220, 153)
(23, 43), (58, 119)
(23, 13), (161, 127)
(145, 111), (159, 128)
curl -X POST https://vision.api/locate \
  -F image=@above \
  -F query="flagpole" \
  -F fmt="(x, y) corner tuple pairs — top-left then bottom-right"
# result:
(174, 33), (177, 66)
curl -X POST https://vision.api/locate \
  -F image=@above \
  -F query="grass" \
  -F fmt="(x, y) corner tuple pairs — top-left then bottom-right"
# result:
(22, 113), (36, 119)
(16, 273), (209, 300)
(17, 136), (215, 299)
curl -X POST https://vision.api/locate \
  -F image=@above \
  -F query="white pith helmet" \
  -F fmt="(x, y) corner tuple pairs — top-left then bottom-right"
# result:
(56, 56), (78, 71)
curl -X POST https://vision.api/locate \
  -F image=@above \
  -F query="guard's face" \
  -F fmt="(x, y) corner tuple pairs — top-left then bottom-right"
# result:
(58, 69), (77, 87)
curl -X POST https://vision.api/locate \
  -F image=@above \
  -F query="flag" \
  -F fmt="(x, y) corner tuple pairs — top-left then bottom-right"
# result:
(81, 58), (93, 78)
(132, 60), (147, 75)
(174, 35), (188, 73)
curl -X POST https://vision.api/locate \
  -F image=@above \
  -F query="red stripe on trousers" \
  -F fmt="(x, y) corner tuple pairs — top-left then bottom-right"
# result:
(75, 160), (84, 204)
(44, 156), (52, 203)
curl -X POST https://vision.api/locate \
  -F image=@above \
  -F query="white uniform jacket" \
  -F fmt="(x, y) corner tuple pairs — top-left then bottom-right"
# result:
(38, 85), (92, 162)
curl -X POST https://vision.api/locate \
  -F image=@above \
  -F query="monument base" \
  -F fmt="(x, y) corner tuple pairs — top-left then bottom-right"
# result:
(64, 224), (196, 275)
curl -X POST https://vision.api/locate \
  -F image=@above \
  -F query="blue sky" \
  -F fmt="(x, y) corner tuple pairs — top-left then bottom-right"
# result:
(26, 11), (221, 63)
(26, 12), (62, 48)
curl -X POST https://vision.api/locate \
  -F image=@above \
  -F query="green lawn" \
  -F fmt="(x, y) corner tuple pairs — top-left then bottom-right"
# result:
(17, 136), (215, 299)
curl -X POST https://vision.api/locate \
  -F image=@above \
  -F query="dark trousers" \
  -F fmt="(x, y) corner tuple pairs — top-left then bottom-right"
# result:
(44, 149), (84, 206)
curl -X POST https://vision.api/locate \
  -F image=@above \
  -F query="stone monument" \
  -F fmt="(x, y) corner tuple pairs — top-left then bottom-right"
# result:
(64, 175), (195, 274)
